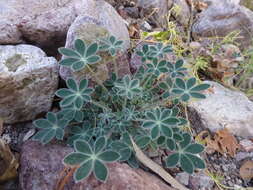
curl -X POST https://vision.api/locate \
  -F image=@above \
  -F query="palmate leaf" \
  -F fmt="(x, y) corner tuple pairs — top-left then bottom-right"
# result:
(167, 59), (187, 78)
(114, 75), (142, 99)
(99, 35), (124, 56)
(56, 78), (93, 108)
(149, 43), (172, 58)
(64, 137), (120, 182)
(146, 58), (168, 76)
(172, 77), (210, 102)
(136, 44), (153, 62)
(165, 133), (205, 174)
(142, 108), (180, 139)
(33, 112), (68, 144)
(59, 39), (101, 72)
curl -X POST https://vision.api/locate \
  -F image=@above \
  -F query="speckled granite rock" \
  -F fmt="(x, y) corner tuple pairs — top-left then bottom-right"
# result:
(19, 141), (176, 190)
(189, 81), (253, 137)
(0, 44), (58, 124)
(60, 0), (130, 82)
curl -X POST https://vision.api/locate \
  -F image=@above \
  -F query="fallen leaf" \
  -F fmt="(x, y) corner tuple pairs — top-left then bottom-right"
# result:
(240, 160), (253, 180)
(130, 136), (189, 190)
(206, 128), (241, 157)
(0, 139), (19, 182)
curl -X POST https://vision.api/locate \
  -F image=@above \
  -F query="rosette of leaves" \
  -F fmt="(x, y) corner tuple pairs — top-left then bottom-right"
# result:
(142, 108), (180, 139)
(165, 133), (205, 174)
(172, 77), (210, 101)
(58, 39), (101, 71)
(136, 44), (152, 62)
(67, 122), (93, 145)
(64, 137), (120, 182)
(99, 35), (124, 56)
(146, 58), (169, 76)
(33, 37), (209, 183)
(149, 43), (173, 58)
(167, 59), (187, 78)
(56, 78), (93, 109)
(114, 75), (142, 99)
(33, 112), (68, 144)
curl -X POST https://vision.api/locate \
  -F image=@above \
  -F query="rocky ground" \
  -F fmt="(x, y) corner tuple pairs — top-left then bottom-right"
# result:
(0, 0), (253, 189)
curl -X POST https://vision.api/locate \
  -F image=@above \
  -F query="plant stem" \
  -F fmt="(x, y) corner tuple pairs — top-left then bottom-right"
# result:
(86, 64), (108, 92)
(91, 100), (110, 111)
(112, 56), (119, 78)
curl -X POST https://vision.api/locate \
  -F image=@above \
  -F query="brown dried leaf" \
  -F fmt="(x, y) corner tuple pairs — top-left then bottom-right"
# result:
(240, 160), (253, 180)
(0, 139), (19, 182)
(206, 128), (241, 157)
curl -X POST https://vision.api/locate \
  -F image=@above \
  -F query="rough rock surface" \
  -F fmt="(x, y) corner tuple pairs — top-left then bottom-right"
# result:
(60, 0), (131, 81)
(172, 0), (191, 27)
(0, 0), (84, 48)
(189, 171), (214, 190)
(192, 0), (253, 49)
(0, 45), (58, 124)
(19, 141), (175, 190)
(137, 0), (172, 27)
(189, 81), (253, 137)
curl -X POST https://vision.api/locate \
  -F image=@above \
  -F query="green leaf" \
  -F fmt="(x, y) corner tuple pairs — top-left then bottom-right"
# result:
(64, 153), (90, 165)
(187, 78), (196, 89)
(180, 154), (194, 174)
(151, 126), (159, 139)
(191, 84), (210, 91)
(33, 119), (51, 129)
(58, 47), (80, 58)
(94, 160), (108, 182)
(136, 136), (151, 149)
(75, 39), (86, 56)
(86, 43), (98, 57)
(59, 58), (79, 66)
(74, 140), (92, 155)
(166, 138), (176, 150)
(161, 126), (172, 138)
(166, 153), (179, 167)
(184, 143), (204, 154)
(190, 92), (206, 99)
(98, 151), (120, 162)
(175, 78), (186, 89)
(66, 78), (78, 91)
(94, 136), (107, 153)
(185, 153), (205, 169)
(180, 133), (192, 149)
(74, 160), (93, 182)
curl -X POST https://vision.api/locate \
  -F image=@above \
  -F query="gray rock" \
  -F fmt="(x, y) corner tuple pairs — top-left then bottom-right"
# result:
(0, 45), (58, 124)
(189, 171), (214, 190)
(175, 172), (190, 186)
(236, 151), (253, 161)
(189, 81), (253, 137)
(192, 0), (253, 49)
(172, 0), (191, 27)
(137, 0), (172, 27)
(19, 141), (176, 190)
(0, 0), (83, 47)
(60, 0), (130, 81)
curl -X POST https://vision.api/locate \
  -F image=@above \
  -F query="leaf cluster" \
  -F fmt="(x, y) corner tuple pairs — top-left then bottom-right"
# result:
(33, 35), (210, 182)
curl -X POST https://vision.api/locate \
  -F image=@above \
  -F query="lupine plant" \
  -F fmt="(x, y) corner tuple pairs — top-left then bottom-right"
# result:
(33, 35), (210, 182)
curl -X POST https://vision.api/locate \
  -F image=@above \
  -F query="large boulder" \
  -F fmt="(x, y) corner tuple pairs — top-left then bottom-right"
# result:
(60, 0), (131, 82)
(192, 0), (253, 49)
(137, 0), (172, 27)
(0, 0), (83, 49)
(189, 81), (253, 137)
(0, 45), (58, 124)
(19, 141), (176, 190)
